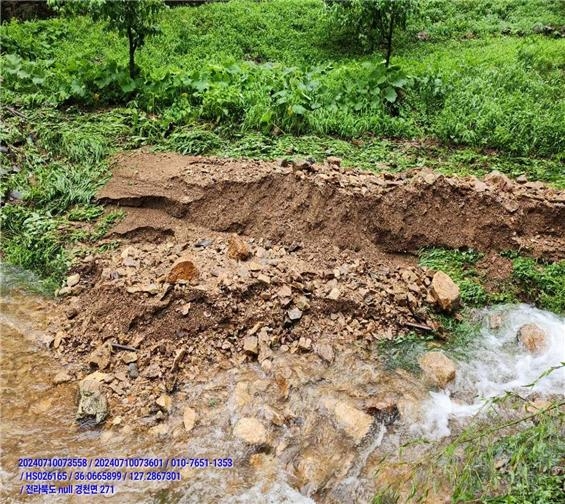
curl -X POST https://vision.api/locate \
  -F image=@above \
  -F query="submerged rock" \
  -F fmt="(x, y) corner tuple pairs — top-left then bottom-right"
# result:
(516, 323), (547, 354)
(418, 351), (456, 388)
(76, 374), (109, 425)
(323, 398), (373, 444)
(183, 407), (197, 433)
(430, 271), (460, 312)
(233, 417), (267, 444)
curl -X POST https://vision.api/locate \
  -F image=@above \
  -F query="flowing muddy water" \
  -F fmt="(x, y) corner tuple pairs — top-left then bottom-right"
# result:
(1, 265), (564, 503)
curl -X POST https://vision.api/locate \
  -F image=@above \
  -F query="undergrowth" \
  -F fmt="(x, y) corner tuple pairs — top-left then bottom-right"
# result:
(373, 393), (565, 503)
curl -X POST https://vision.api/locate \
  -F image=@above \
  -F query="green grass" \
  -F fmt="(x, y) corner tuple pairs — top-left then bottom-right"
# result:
(1, 0), (564, 287)
(1, 0), (564, 157)
(373, 394), (565, 503)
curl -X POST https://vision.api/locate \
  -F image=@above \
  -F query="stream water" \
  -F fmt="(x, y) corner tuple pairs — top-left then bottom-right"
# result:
(1, 265), (564, 503)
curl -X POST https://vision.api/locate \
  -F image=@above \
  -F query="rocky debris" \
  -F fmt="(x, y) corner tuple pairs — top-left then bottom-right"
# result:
(430, 271), (460, 312)
(516, 323), (547, 354)
(227, 235), (251, 261)
(315, 343), (334, 363)
(167, 256), (199, 284)
(66, 274), (80, 288)
(484, 170), (512, 191)
(326, 156), (342, 167)
(76, 373), (109, 424)
(287, 307), (303, 321)
(323, 398), (374, 444)
(156, 394), (173, 414)
(418, 351), (456, 388)
(88, 342), (112, 370)
(243, 336), (259, 355)
(128, 363), (139, 379)
(364, 397), (399, 425)
(53, 371), (72, 385)
(183, 407), (197, 433)
(233, 417), (268, 444)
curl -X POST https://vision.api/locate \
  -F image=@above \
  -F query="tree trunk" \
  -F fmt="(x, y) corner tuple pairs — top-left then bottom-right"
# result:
(385, 10), (395, 67)
(127, 28), (136, 79)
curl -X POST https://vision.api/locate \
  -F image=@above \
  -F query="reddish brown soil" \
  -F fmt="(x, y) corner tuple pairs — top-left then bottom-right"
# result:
(52, 151), (564, 421)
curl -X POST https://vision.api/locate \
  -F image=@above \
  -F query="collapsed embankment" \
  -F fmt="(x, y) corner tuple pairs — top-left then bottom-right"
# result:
(48, 152), (564, 425)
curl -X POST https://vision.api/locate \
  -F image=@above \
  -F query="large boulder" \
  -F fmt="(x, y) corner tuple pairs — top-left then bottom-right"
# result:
(418, 351), (456, 388)
(517, 324), (547, 354)
(430, 271), (460, 312)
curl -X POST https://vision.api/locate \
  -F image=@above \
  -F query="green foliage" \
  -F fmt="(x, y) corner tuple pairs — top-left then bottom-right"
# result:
(375, 394), (565, 503)
(48, 0), (165, 78)
(419, 248), (565, 314)
(419, 248), (489, 306)
(325, 0), (419, 58)
(511, 257), (565, 314)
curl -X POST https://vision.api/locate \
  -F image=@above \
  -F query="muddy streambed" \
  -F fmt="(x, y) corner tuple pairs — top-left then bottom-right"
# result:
(1, 263), (564, 503)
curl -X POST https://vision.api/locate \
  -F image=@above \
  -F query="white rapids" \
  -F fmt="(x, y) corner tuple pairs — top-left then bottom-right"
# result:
(412, 304), (565, 439)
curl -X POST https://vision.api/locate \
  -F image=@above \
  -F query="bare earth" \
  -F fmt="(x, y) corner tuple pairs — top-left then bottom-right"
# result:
(51, 151), (565, 423)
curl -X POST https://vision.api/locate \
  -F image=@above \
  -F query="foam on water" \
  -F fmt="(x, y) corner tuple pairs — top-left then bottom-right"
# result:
(413, 304), (565, 440)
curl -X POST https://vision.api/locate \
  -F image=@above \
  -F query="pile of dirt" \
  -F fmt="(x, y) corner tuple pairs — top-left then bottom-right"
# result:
(49, 152), (565, 422)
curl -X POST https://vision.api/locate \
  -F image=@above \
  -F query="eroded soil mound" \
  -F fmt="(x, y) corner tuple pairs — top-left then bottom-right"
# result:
(51, 152), (564, 422)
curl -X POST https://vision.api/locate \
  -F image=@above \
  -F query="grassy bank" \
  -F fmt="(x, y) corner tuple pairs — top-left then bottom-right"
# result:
(1, 0), (564, 292)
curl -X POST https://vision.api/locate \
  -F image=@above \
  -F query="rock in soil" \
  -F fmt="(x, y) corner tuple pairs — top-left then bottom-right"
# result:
(430, 271), (460, 312)
(227, 235), (251, 261)
(167, 256), (199, 284)
(418, 351), (456, 388)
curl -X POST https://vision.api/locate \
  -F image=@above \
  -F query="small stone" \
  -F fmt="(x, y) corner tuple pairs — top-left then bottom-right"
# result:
(298, 337), (312, 351)
(65, 306), (79, 319)
(257, 274), (271, 284)
(88, 342), (112, 370)
(315, 343), (334, 363)
(277, 285), (292, 298)
(76, 375), (108, 424)
(227, 235), (251, 261)
(516, 174), (528, 184)
(517, 324), (547, 354)
(325, 399), (374, 444)
(183, 407), (197, 433)
(488, 313), (503, 330)
(484, 170), (512, 191)
(243, 336), (259, 355)
(326, 156), (342, 166)
(248, 261), (263, 272)
(194, 238), (213, 248)
(430, 271), (460, 312)
(121, 352), (138, 364)
(167, 256), (199, 284)
(287, 307), (303, 321)
(127, 363), (139, 379)
(327, 287), (341, 301)
(66, 274), (80, 288)
(418, 351), (456, 388)
(233, 417), (267, 444)
(292, 295), (309, 311)
(156, 394), (173, 414)
(53, 371), (72, 385)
